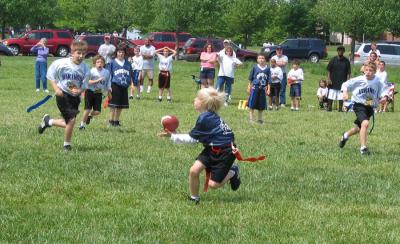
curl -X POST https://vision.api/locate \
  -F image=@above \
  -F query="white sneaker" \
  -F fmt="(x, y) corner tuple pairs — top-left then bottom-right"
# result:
(140, 86), (144, 93)
(36, 89), (40, 92)
(147, 86), (151, 93)
(281, 104), (286, 107)
(44, 89), (49, 93)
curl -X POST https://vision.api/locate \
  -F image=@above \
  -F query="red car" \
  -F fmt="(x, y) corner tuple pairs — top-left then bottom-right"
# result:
(131, 32), (192, 50)
(3, 29), (74, 57)
(75, 34), (137, 58)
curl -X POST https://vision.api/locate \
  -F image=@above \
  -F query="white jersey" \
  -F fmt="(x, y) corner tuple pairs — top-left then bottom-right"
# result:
(375, 70), (387, 84)
(157, 54), (173, 71)
(98, 43), (116, 64)
(47, 58), (90, 96)
(341, 75), (388, 107)
(140, 45), (155, 70)
(317, 87), (328, 97)
(271, 54), (288, 73)
(86, 67), (111, 92)
(269, 66), (283, 83)
(287, 68), (304, 84)
(131, 55), (143, 71)
(217, 53), (242, 78)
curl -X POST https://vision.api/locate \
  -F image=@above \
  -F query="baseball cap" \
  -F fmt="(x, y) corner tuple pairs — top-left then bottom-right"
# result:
(276, 45), (282, 49)
(223, 39), (230, 43)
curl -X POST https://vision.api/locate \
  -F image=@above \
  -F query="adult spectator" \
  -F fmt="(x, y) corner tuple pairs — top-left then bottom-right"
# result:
(30, 38), (49, 93)
(326, 46), (351, 112)
(218, 39), (236, 58)
(200, 43), (217, 88)
(98, 35), (116, 70)
(139, 38), (156, 93)
(271, 46), (288, 107)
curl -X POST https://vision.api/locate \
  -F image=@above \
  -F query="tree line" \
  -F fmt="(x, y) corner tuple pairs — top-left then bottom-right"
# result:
(1, 0), (400, 48)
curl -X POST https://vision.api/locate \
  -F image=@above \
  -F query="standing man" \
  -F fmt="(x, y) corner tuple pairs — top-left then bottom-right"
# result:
(140, 38), (156, 94)
(271, 46), (288, 107)
(326, 46), (351, 112)
(98, 35), (116, 70)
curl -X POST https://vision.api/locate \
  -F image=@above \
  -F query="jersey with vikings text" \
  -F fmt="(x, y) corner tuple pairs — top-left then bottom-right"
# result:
(47, 58), (90, 96)
(189, 111), (234, 146)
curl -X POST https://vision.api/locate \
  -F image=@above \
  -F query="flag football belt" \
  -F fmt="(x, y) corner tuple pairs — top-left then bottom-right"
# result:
(204, 143), (265, 192)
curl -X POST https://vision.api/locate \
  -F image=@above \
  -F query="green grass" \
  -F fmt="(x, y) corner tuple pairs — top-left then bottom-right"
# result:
(0, 56), (400, 242)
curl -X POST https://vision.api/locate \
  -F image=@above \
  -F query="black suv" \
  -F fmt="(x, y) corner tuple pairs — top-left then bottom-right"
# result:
(261, 38), (327, 63)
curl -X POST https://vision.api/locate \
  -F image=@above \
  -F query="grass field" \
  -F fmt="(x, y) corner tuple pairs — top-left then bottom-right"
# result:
(0, 53), (400, 242)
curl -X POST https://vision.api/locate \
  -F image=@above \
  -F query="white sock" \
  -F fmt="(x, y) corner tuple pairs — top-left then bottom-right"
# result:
(80, 121), (85, 126)
(343, 132), (349, 139)
(158, 96), (162, 99)
(63, 141), (71, 146)
(48, 119), (54, 126)
(190, 195), (200, 200)
(360, 145), (367, 150)
(140, 85), (144, 92)
(167, 96), (171, 100)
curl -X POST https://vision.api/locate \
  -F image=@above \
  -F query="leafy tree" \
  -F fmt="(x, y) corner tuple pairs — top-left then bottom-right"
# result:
(281, 0), (319, 38)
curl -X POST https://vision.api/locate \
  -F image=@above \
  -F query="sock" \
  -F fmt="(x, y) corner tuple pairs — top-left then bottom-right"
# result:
(190, 195), (200, 201)
(48, 119), (54, 126)
(343, 132), (349, 139)
(80, 121), (85, 126)
(63, 141), (71, 146)
(167, 96), (171, 100)
(360, 145), (367, 150)
(158, 96), (162, 99)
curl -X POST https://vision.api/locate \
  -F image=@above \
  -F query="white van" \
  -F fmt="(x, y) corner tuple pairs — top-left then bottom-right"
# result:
(354, 42), (400, 65)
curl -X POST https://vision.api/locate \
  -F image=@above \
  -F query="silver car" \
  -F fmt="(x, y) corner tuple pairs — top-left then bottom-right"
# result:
(354, 42), (400, 65)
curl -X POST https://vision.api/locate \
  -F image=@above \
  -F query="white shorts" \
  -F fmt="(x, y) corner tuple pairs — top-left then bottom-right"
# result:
(328, 89), (343, 100)
(142, 69), (154, 80)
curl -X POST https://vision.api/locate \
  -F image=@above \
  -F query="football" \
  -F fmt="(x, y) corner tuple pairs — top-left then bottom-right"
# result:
(161, 115), (179, 132)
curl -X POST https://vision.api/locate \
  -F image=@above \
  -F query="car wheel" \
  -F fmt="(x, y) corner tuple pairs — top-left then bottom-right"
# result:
(56, 46), (69, 57)
(309, 53), (319, 63)
(8, 45), (19, 56)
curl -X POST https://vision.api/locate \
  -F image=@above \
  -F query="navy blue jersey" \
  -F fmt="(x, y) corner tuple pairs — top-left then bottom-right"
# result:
(189, 111), (234, 146)
(109, 59), (133, 88)
(248, 64), (271, 89)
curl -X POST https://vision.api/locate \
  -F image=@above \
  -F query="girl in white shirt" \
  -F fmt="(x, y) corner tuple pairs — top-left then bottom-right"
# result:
(155, 47), (176, 102)
(287, 60), (304, 111)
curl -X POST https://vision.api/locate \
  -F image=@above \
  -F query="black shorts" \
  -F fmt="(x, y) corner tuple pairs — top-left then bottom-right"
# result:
(84, 90), (103, 112)
(196, 146), (236, 183)
(200, 67), (215, 80)
(248, 87), (267, 110)
(268, 83), (281, 97)
(109, 83), (129, 109)
(353, 103), (374, 128)
(56, 91), (80, 124)
(158, 71), (171, 89)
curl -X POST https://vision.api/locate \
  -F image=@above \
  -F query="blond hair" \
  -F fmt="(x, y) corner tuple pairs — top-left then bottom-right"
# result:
(71, 40), (88, 53)
(365, 61), (377, 72)
(196, 87), (225, 112)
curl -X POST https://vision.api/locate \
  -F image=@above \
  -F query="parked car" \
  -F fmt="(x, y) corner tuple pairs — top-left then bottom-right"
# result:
(261, 38), (327, 63)
(0, 43), (13, 56)
(131, 32), (192, 51)
(182, 37), (258, 61)
(2, 29), (74, 57)
(354, 42), (400, 65)
(75, 34), (137, 58)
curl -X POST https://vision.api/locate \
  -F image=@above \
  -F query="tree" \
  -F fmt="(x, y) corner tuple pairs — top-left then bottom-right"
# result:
(281, 0), (319, 38)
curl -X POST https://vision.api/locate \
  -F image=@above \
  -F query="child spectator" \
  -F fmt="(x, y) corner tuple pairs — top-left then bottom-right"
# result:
(339, 62), (388, 155)
(155, 47), (177, 102)
(129, 47), (143, 100)
(368, 42), (381, 57)
(79, 55), (111, 130)
(215, 46), (242, 106)
(287, 59), (304, 111)
(108, 45), (133, 126)
(247, 53), (271, 123)
(158, 87), (241, 204)
(200, 43), (217, 88)
(30, 38), (49, 93)
(316, 79), (328, 109)
(37, 41), (90, 151)
(376, 61), (390, 112)
(267, 58), (283, 110)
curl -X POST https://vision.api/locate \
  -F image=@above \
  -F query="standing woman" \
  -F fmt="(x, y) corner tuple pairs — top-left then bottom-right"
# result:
(31, 38), (49, 92)
(199, 43), (217, 88)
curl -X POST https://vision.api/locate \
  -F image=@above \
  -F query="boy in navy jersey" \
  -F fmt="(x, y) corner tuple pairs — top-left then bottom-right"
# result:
(339, 62), (388, 155)
(159, 88), (240, 204)
(247, 53), (271, 123)
(38, 41), (90, 151)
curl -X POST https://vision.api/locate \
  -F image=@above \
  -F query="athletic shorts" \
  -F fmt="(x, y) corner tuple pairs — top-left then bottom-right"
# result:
(268, 83), (281, 98)
(290, 83), (301, 98)
(109, 83), (129, 109)
(353, 103), (374, 128)
(142, 69), (154, 80)
(132, 70), (141, 86)
(327, 89), (343, 100)
(196, 145), (236, 183)
(248, 87), (267, 110)
(158, 71), (171, 89)
(84, 90), (103, 112)
(200, 67), (215, 80)
(56, 91), (80, 124)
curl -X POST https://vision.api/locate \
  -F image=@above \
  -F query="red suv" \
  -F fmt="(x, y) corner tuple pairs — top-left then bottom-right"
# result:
(3, 29), (74, 57)
(182, 38), (258, 61)
(131, 32), (192, 50)
(75, 34), (137, 58)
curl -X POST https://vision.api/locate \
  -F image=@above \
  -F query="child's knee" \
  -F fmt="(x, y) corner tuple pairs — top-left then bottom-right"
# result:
(208, 180), (221, 189)
(92, 111), (100, 116)
(361, 120), (369, 128)
(189, 166), (201, 177)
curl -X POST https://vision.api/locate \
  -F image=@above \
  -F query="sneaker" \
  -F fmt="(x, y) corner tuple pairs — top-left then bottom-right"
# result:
(268, 106), (273, 110)
(147, 86), (152, 93)
(63, 145), (72, 151)
(280, 104), (286, 108)
(295, 107), (299, 111)
(360, 147), (370, 155)
(275, 106), (280, 111)
(86, 115), (92, 125)
(158, 97), (162, 102)
(44, 89), (49, 93)
(290, 107), (295, 111)
(115, 121), (121, 126)
(187, 196), (200, 205)
(38, 114), (50, 134)
(257, 120), (264, 124)
(230, 165), (241, 191)
(339, 133), (348, 148)
(167, 98), (172, 103)
(79, 125), (85, 130)
(36, 89), (40, 92)
(129, 95), (134, 99)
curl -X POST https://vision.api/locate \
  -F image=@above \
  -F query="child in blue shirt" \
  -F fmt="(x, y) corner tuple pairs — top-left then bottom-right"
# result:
(247, 53), (271, 123)
(159, 87), (241, 204)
